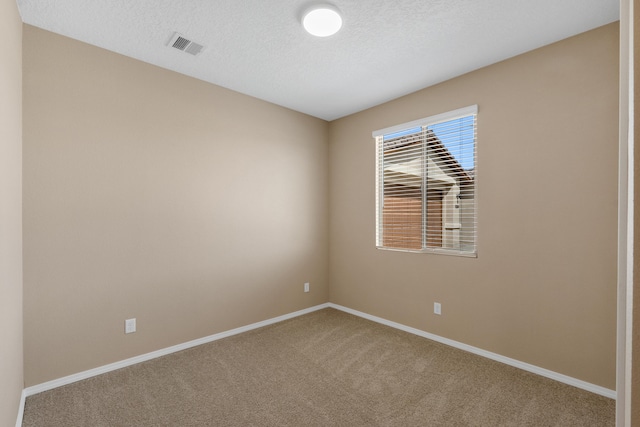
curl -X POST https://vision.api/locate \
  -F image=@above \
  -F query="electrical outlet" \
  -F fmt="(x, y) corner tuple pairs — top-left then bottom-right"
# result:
(304, 282), (310, 293)
(434, 302), (442, 315)
(125, 318), (136, 334)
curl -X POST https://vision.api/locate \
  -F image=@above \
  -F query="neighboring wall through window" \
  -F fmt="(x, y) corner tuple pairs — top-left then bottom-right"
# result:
(373, 105), (477, 256)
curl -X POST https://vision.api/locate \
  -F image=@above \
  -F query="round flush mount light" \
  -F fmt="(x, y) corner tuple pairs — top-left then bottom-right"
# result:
(302, 5), (343, 37)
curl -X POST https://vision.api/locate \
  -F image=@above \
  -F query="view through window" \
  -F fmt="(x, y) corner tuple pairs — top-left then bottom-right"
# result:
(373, 106), (477, 256)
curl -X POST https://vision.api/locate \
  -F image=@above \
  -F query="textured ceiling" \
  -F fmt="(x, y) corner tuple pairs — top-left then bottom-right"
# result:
(17, 0), (619, 121)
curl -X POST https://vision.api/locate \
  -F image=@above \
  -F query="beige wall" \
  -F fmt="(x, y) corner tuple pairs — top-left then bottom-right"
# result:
(0, 0), (23, 424)
(329, 23), (619, 389)
(23, 26), (330, 386)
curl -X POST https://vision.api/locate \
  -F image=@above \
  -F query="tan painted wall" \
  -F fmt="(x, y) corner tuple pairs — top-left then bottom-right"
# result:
(0, 0), (23, 423)
(23, 25), (329, 386)
(329, 23), (619, 389)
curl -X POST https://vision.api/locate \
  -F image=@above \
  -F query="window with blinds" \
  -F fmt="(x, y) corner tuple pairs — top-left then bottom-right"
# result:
(373, 105), (477, 257)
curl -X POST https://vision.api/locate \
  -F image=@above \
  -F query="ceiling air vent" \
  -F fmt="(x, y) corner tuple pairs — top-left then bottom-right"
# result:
(168, 32), (204, 56)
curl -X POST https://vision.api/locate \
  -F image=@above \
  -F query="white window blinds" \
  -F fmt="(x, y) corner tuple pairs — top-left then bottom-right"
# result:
(373, 105), (477, 256)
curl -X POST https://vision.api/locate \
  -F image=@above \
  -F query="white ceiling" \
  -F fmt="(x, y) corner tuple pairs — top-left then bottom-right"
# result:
(17, 0), (619, 121)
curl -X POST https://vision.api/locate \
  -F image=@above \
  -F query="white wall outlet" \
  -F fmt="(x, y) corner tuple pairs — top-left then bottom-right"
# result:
(434, 302), (442, 315)
(125, 318), (136, 334)
(304, 282), (310, 293)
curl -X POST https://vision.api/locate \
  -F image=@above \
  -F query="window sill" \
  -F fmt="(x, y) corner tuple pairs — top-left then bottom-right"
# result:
(376, 246), (477, 258)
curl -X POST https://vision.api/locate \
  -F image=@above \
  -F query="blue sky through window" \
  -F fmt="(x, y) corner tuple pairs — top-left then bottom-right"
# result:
(383, 116), (475, 171)
(428, 116), (475, 171)
(383, 126), (421, 140)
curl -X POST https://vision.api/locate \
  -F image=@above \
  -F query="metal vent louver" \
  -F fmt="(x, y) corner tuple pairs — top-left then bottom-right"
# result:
(168, 33), (204, 56)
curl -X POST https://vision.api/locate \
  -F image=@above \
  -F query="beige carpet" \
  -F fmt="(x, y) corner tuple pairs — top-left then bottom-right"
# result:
(23, 308), (614, 426)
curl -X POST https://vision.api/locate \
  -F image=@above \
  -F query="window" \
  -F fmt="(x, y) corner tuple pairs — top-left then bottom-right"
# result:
(373, 105), (477, 257)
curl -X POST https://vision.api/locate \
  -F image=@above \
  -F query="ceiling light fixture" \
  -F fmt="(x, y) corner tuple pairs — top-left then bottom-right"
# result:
(302, 5), (343, 37)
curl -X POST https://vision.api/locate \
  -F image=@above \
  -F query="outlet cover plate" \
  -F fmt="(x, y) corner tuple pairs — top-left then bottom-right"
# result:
(125, 318), (136, 334)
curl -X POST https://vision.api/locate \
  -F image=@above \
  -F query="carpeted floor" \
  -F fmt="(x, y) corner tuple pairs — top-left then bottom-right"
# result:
(23, 308), (614, 426)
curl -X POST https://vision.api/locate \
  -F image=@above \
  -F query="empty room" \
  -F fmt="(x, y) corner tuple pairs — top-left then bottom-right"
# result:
(2, 0), (639, 426)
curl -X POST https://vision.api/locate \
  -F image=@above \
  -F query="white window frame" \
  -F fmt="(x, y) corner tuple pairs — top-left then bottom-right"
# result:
(372, 105), (478, 257)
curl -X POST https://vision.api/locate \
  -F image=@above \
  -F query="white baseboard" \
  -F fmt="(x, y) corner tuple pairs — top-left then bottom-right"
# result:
(327, 303), (616, 400)
(15, 389), (26, 427)
(23, 303), (330, 397)
(20, 300), (615, 411)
